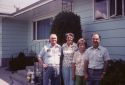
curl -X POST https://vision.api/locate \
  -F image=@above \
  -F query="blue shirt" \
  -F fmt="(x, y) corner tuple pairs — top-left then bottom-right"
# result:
(84, 46), (110, 69)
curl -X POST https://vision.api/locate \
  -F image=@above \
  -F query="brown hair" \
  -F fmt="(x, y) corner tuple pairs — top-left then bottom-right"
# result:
(65, 33), (74, 38)
(92, 32), (101, 39)
(77, 38), (87, 48)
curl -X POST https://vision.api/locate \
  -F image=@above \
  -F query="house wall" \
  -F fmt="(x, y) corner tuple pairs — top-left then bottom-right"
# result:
(0, 17), (2, 66)
(0, 0), (62, 67)
(32, 0), (62, 21)
(27, 0), (62, 55)
(2, 18), (29, 66)
(73, 0), (125, 60)
(27, 22), (49, 55)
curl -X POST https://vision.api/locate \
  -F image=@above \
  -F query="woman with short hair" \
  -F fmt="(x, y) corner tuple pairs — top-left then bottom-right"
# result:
(62, 33), (78, 85)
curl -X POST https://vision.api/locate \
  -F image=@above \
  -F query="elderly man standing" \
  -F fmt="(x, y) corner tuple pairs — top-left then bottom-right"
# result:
(37, 34), (61, 85)
(84, 32), (110, 85)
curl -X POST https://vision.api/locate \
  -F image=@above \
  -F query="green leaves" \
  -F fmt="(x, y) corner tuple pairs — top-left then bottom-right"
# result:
(51, 11), (82, 45)
(101, 60), (125, 85)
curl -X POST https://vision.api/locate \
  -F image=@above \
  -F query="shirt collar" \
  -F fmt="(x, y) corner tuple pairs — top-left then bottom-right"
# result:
(90, 45), (101, 50)
(49, 43), (59, 48)
(65, 42), (75, 47)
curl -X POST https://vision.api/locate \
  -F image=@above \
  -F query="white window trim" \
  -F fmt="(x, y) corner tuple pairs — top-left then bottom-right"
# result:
(93, 0), (95, 20)
(93, 0), (109, 20)
(94, 0), (125, 20)
(122, 0), (124, 15)
(33, 17), (53, 41)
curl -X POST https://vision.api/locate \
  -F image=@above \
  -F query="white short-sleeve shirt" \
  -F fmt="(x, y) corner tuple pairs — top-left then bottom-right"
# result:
(38, 43), (61, 65)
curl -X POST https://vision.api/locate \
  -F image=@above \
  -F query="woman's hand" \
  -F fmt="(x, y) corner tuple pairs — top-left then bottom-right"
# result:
(84, 74), (88, 80)
(72, 75), (75, 80)
(43, 63), (48, 68)
(100, 72), (106, 80)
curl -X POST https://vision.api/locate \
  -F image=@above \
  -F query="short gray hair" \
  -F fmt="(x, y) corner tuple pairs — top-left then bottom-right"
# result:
(65, 33), (74, 38)
(50, 34), (57, 39)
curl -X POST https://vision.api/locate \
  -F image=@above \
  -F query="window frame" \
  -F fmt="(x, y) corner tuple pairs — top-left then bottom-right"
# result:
(94, 0), (109, 20)
(33, 17), (53, 40)
(94, 0), (125, 20)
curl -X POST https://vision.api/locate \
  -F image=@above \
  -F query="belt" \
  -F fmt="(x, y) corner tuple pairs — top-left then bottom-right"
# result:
(88, 68), (103, 71)
(48, 64), (59, 67)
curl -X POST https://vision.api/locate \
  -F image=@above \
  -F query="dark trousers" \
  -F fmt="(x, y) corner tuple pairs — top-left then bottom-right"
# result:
(75, 75), (85, 85)
(86, 68), (103, 85)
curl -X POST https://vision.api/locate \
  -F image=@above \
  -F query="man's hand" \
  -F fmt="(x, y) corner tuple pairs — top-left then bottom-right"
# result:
(43, 63), (48, 68)
(84, 74), (88, 80)
(72, 74), (75, 80)
(100, 72), (106, 80)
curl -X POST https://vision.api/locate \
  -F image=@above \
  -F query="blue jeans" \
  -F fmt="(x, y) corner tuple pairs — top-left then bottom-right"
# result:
(86, 69), (103, 85)
(62, 66), (74, 85)
(42, 67), (60, 85)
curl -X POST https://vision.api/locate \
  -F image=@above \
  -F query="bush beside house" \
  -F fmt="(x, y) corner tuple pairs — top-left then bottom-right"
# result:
(102, 60), (125, 85)
(9, 52), (36, 71)
(51, 11), (82, 45)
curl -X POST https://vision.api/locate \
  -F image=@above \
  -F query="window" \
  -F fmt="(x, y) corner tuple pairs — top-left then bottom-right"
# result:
(33, 22), (36, 40)
(109, 0), (115, 17)
(116, 0), (122, 16)
(110, 0), (123, 17)
(94, 0), (125, 20)
(33, 18), (53, 40)
(94, 0), (107, 20)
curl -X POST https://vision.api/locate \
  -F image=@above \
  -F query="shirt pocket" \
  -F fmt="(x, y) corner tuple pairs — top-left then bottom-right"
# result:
(96, 53), (103, 62)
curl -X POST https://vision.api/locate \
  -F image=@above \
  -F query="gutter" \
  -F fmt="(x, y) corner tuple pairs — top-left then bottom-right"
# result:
(0, 0), (54, 17)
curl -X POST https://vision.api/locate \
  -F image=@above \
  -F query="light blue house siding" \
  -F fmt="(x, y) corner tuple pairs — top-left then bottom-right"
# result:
(73, 0), (125, 60)
(27, 0), (62, 54)
(0, 17), (2, 66)
(2, 18), (29, 66)
(0, 0), (62, 66)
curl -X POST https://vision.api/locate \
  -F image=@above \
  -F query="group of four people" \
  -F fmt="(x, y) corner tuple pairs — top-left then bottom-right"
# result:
(37, 32), (110, 85)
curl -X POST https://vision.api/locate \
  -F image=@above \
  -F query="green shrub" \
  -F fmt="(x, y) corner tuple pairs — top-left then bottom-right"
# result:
(9, 52), (36, 71)
(51, 11), (82, 45)
(101, 59), (125, 85)
(9, 52), (26, 71)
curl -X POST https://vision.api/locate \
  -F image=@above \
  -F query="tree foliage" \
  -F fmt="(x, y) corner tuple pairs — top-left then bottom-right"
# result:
(51, 11), (82, 45)
(101, 60), (125, 85)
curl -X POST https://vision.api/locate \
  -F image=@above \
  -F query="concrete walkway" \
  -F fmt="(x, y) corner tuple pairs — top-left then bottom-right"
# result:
(0, 67), (22, 85)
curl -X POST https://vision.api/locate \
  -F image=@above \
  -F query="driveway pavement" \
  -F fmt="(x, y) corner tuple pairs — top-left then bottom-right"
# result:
(0, 67), (22, 85)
